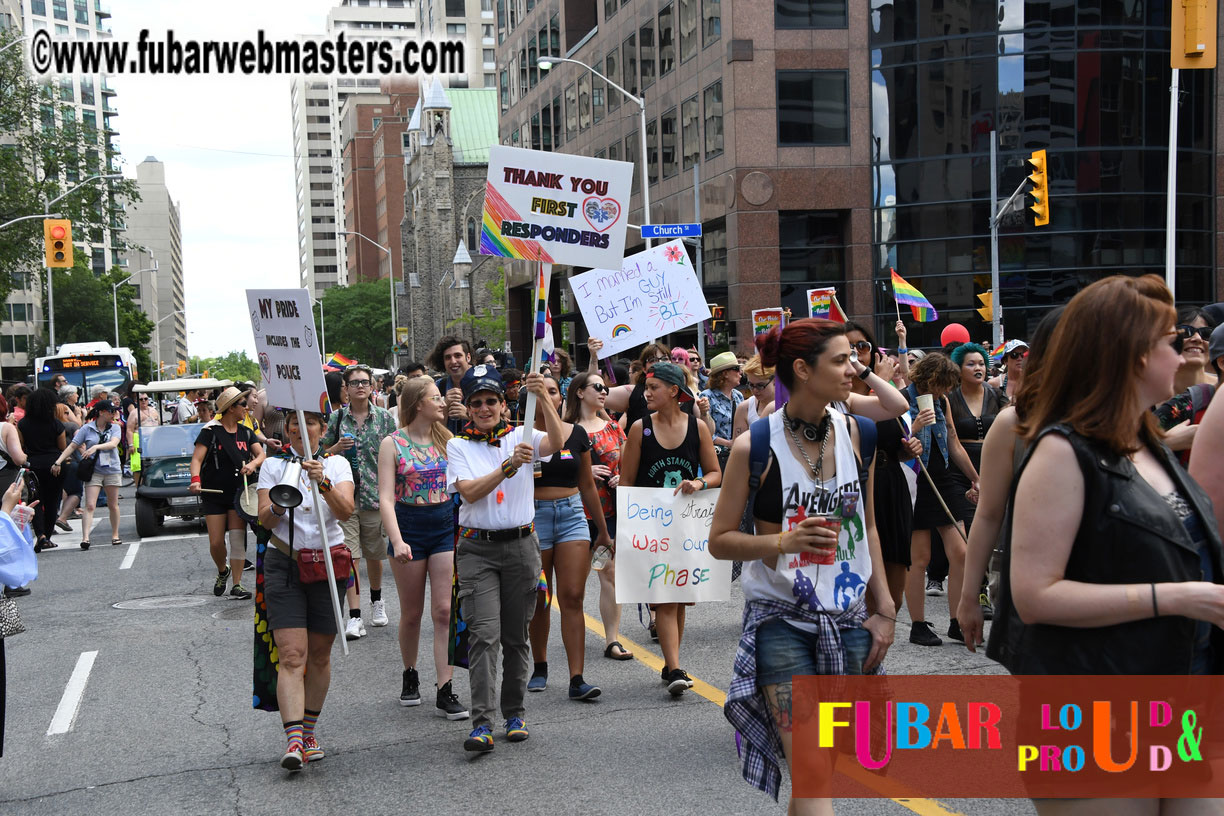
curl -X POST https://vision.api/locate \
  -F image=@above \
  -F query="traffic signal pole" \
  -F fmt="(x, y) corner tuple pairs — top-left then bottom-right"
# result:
(1165, 68), (1180, 298)
(989, 133), (1001, 350)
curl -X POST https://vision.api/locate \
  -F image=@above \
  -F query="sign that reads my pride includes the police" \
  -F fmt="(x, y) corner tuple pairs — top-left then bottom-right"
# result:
(479, 145), (634, 270)
(246, 288), (330, 414)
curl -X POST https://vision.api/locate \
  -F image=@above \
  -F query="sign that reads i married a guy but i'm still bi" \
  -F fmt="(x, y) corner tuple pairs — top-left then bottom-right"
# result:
(479, 145), (634, 270)
(247, 289), (330, 414)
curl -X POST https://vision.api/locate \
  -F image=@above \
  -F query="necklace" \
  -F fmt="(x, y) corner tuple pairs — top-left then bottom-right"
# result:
(783, 406), (830, 480)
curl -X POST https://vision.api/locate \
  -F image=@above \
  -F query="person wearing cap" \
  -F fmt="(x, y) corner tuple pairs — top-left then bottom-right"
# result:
(189, 387), (266, 599)
(446, 366), (564, 753)
(52, 399), (125, 549)
(322, 363), (397, 639)
(699, 351), (745, 471)
(987, 339), (1028, 401)
(619, 361), (722, 696)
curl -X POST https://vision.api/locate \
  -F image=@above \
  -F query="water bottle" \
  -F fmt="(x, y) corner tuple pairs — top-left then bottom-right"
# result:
(591, 544), (613, 571)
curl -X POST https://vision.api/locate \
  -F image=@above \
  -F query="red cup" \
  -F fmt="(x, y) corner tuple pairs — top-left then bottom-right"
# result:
(812, 517), (841, 565)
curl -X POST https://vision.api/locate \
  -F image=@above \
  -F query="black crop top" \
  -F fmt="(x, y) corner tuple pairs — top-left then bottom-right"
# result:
(535, 424), (591, 489)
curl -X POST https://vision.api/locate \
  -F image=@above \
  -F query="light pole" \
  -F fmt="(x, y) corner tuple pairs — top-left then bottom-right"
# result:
(537, 56), (652, 247)
(337, 230), (396, 366)
(153, 310), (184, 380)
(113, 260), (157, 347)
(311, 296), (327, 361)
(0, 36), (29, 55)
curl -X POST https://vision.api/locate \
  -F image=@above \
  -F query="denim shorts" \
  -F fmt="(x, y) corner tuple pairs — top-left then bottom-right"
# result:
(755, 617), (873, 688)
(389, 501), (455, 561)
(533, 494), (589, 550)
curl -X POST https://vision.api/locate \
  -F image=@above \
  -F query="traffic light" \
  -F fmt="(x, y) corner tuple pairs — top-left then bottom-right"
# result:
(1027, 149), (1049, 227)
(1172, 0), (1216, 69)
(976, 291), (994, 322)
(177, 360), (187, 376)
(43, 219), (73, 267)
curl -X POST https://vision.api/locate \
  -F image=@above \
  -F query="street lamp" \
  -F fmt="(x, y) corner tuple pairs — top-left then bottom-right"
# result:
(154, 309), (184, 380)
(0, 36), (29, 55)
(537, 56), (652, 247)
(113, 259), (157, 347)
(336, 230), (396, 366)
(310, 296), (327, 361)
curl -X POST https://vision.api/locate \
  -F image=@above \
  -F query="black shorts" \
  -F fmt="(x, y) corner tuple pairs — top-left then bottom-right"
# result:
(201, 474), (240, 516)
(262, 547), (342, 635)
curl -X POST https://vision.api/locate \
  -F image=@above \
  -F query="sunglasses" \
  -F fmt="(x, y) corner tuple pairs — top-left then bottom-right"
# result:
(237, 401), (248, 408)
(586, 383), (609, 394)
(1177, 325), (1212, 343)
(468, 397), (501, 408)
(1005, 350), (1026, 361)
(850, 340), (873, 352)
(748, 378), (774, 391)
(347, 379), (372, 388)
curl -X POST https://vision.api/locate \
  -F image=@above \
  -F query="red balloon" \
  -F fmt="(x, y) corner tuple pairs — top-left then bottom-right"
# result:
(940, 323), (971, 347)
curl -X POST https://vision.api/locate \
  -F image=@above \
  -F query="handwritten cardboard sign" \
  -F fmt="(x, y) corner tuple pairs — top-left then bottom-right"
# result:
(246, 289), (330, 413)
(570, 240), (711, 359)
(615, 486), (731, 604)
(479, 145), (634, 270)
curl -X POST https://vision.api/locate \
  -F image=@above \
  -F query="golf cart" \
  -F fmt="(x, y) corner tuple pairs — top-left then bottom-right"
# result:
(130, 378), (233, 538)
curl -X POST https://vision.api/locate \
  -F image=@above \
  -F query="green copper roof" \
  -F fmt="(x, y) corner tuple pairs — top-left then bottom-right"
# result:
(448, 88), (498, 166)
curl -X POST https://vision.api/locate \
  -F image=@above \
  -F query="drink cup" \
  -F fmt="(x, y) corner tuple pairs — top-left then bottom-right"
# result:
(591, 544), (613, 571)
(812, 517), (841, 565)
(10, 503), (34, 533)
(917, 393), (934, 413)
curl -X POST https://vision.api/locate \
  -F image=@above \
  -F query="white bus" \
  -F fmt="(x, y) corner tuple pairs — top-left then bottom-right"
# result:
(34, 341), (139, 395)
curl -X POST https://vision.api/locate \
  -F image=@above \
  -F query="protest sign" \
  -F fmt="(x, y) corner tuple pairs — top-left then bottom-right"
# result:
(570, 240), (711, 359)
(808, 288), (833, 319)
(480, 145), (634, 270)
(615, 486), (731, 604)
(752, 307), (785, 337)
(246, 289), (330, 413)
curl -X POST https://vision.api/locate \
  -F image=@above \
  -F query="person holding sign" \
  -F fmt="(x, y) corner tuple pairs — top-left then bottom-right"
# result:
(619, 362), (722, 696)
(707, 319), (895, 809)
(256, 411), (355, 772)
(446, 367), (565, 753)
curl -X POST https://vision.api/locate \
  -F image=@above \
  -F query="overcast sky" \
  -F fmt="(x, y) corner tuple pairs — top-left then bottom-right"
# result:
(109, 1), (336, 359)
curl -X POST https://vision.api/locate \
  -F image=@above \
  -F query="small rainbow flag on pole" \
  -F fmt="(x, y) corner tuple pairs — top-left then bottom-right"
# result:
(533, 263), (548, 340)
(989, 342), (1007, 361)
(890, 268), (938, 323)
(328, 352), (356, 368)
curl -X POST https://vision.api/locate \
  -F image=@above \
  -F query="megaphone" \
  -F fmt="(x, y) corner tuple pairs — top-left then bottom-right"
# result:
(269, 458), (305, 509)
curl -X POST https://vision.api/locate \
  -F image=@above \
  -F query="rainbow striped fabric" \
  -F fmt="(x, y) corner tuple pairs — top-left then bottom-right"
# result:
(534, 264), (548, 340)
(890, 269), (938, 323)
(989, 342), (1008, 361)
(328, 352), (356, 367)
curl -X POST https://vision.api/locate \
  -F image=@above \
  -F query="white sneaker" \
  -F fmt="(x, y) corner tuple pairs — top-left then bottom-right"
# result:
(345, 616), (366, 640)
(370, 599), (389, 627)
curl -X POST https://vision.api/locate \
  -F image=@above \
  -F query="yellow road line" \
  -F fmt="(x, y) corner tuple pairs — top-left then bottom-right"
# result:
(574, 610), (966, 816)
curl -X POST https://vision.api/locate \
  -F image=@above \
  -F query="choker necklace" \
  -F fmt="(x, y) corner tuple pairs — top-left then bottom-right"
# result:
(783, 406), (830, 479)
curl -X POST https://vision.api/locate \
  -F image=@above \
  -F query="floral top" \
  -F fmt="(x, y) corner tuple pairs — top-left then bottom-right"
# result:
(586, 419), (626, 519)
(390, 429), (449, 505)
(323, 405), (397, 509)
(699, 387), (743, 447)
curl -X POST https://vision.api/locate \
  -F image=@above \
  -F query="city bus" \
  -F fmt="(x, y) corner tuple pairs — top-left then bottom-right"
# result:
(34, 341), (138, 395)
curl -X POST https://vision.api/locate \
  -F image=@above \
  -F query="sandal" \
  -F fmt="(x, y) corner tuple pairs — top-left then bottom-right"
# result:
(80, 540), (91, 551)
(604, 641), (633, 661)
(42, 539), (58, 549)
(111, 538), (122, 546)
(648, 622), (658, 642)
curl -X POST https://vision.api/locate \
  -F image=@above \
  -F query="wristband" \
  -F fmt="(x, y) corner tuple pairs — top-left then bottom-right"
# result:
(857, 367), (872, 381)
(319, 477), (333, 494)
(272, 505), (287, 517)
(697, 477), (707, 491)
(500, 458), (519, 479)
(1151, 583), (1159, 617)
(872, 612), (898, 622)
(190, 475), (201, 484)
(776, 531), (785, 555)
(897, 347), (908, 354)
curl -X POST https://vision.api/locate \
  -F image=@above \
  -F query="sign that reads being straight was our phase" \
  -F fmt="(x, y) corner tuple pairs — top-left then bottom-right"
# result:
(479, 145), (634, 270)
(246, 288), (330, 414)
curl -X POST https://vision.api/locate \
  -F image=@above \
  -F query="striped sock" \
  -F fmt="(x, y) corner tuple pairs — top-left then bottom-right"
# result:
(283, 720), (304, 753)
(302, 709), (320, 738)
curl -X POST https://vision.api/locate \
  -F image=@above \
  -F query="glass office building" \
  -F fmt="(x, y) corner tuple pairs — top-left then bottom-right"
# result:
(869, 0), (1214, 347)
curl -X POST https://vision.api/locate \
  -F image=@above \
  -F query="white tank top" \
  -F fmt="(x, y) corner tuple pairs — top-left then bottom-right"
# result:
(741, 406), (872, 625)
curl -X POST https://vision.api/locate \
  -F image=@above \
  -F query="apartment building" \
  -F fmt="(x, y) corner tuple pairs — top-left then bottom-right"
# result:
(122, 157), (185, 371)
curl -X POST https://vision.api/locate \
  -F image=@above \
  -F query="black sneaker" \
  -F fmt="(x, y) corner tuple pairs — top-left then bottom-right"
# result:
(665, 668), (693, 696)
(435, 680), (469, 720)
(213, 566), (231, 597)
(229, 584), (252, 600)
(909, 620), (943, 647)
(947, 618), (965, 643)
(400, 668), (421, 707)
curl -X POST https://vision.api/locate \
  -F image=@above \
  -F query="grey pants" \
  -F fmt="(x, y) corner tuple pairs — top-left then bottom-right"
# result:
(454, 533), (542, 728)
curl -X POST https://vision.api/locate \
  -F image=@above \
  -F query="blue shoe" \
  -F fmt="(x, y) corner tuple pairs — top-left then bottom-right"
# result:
(527, 672), (547, 693)
(463, 724), (494, 753)
(569, 679), (601, 701)
(505, 717), (529, 742)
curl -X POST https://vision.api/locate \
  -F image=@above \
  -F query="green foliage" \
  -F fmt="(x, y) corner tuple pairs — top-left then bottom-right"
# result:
(188, 350), (260, 384)
(0, 30), (141, 304)
(447, 266), (507, 348)
(313, 279), (392, 367)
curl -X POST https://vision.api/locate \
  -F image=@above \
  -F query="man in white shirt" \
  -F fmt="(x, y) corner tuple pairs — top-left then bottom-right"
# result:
(446, 366), (563, 754)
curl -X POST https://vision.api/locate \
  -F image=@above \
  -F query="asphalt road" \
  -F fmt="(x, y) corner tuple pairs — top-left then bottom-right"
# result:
(1, 485), (1037, 815)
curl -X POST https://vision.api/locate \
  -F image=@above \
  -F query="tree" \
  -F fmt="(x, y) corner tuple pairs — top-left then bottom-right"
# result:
(0, 30), (141, 305)
(187, 350), (260, 384)
(27, 254), (153, 375)
(313, 280), (392, 367)
(447, 266), (507, 349)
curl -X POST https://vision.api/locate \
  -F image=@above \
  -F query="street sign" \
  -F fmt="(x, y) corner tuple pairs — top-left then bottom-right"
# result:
(640, 223), (701, 239)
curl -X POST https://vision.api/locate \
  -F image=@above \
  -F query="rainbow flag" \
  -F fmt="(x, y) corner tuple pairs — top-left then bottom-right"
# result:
(989, 342), (1007, 361)
(890, 269), (938, 322)
(328, 352), (356, 368)
(533, 263), (548, 340)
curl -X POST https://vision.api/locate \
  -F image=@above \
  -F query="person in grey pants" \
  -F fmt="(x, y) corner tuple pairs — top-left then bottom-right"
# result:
(445, 365), (564, 753)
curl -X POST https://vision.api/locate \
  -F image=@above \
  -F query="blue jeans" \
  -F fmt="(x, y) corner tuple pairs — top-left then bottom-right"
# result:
(755, 618), (872, 688)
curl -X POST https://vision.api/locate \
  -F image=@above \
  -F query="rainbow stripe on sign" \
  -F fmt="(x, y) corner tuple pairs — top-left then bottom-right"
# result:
(890, 269), (938, 323)
(612, 324), (631, 336)
(534, 264), (548, 340)
(480, 181), (553, 262)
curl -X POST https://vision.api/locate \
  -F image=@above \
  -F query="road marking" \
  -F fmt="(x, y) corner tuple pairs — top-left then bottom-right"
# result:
(576, 610), (965, 816)
(138, 532), (207, 543)
(119, 540), (141, 570)
(47, 651), (99, 735)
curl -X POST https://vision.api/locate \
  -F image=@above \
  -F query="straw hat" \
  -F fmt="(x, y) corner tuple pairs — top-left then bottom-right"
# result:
(708, 351), (740, 377)
(215, 387), (245, 414)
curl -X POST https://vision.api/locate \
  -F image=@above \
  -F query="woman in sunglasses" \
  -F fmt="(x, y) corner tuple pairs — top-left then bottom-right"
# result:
(190, 387), (266, 600)
(732, 355), (776, 440)
(1153, 307), (1218, 462)
(565, 371), (631, 661)
(700, 352), (745, 471)
(987, 340), (1029, 401)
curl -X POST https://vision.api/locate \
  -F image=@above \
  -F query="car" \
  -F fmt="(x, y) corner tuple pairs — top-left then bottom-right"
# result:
(130, 378), (233, 538)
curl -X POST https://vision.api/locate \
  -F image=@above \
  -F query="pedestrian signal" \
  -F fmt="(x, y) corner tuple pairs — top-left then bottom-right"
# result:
(1027, 150), (1049, 227)
(43, 219), (73, 268)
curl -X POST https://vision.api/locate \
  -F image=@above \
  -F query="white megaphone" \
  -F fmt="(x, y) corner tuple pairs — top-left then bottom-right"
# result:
(268, 458), (305, 509)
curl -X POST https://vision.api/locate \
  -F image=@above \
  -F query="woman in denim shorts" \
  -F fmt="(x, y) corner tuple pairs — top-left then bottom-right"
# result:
(526, 375), (612, 701)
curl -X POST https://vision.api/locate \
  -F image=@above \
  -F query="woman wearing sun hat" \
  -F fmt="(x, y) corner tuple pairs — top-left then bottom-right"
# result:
(987, 339), (1028, 401)
(700, 352), (744, 472)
